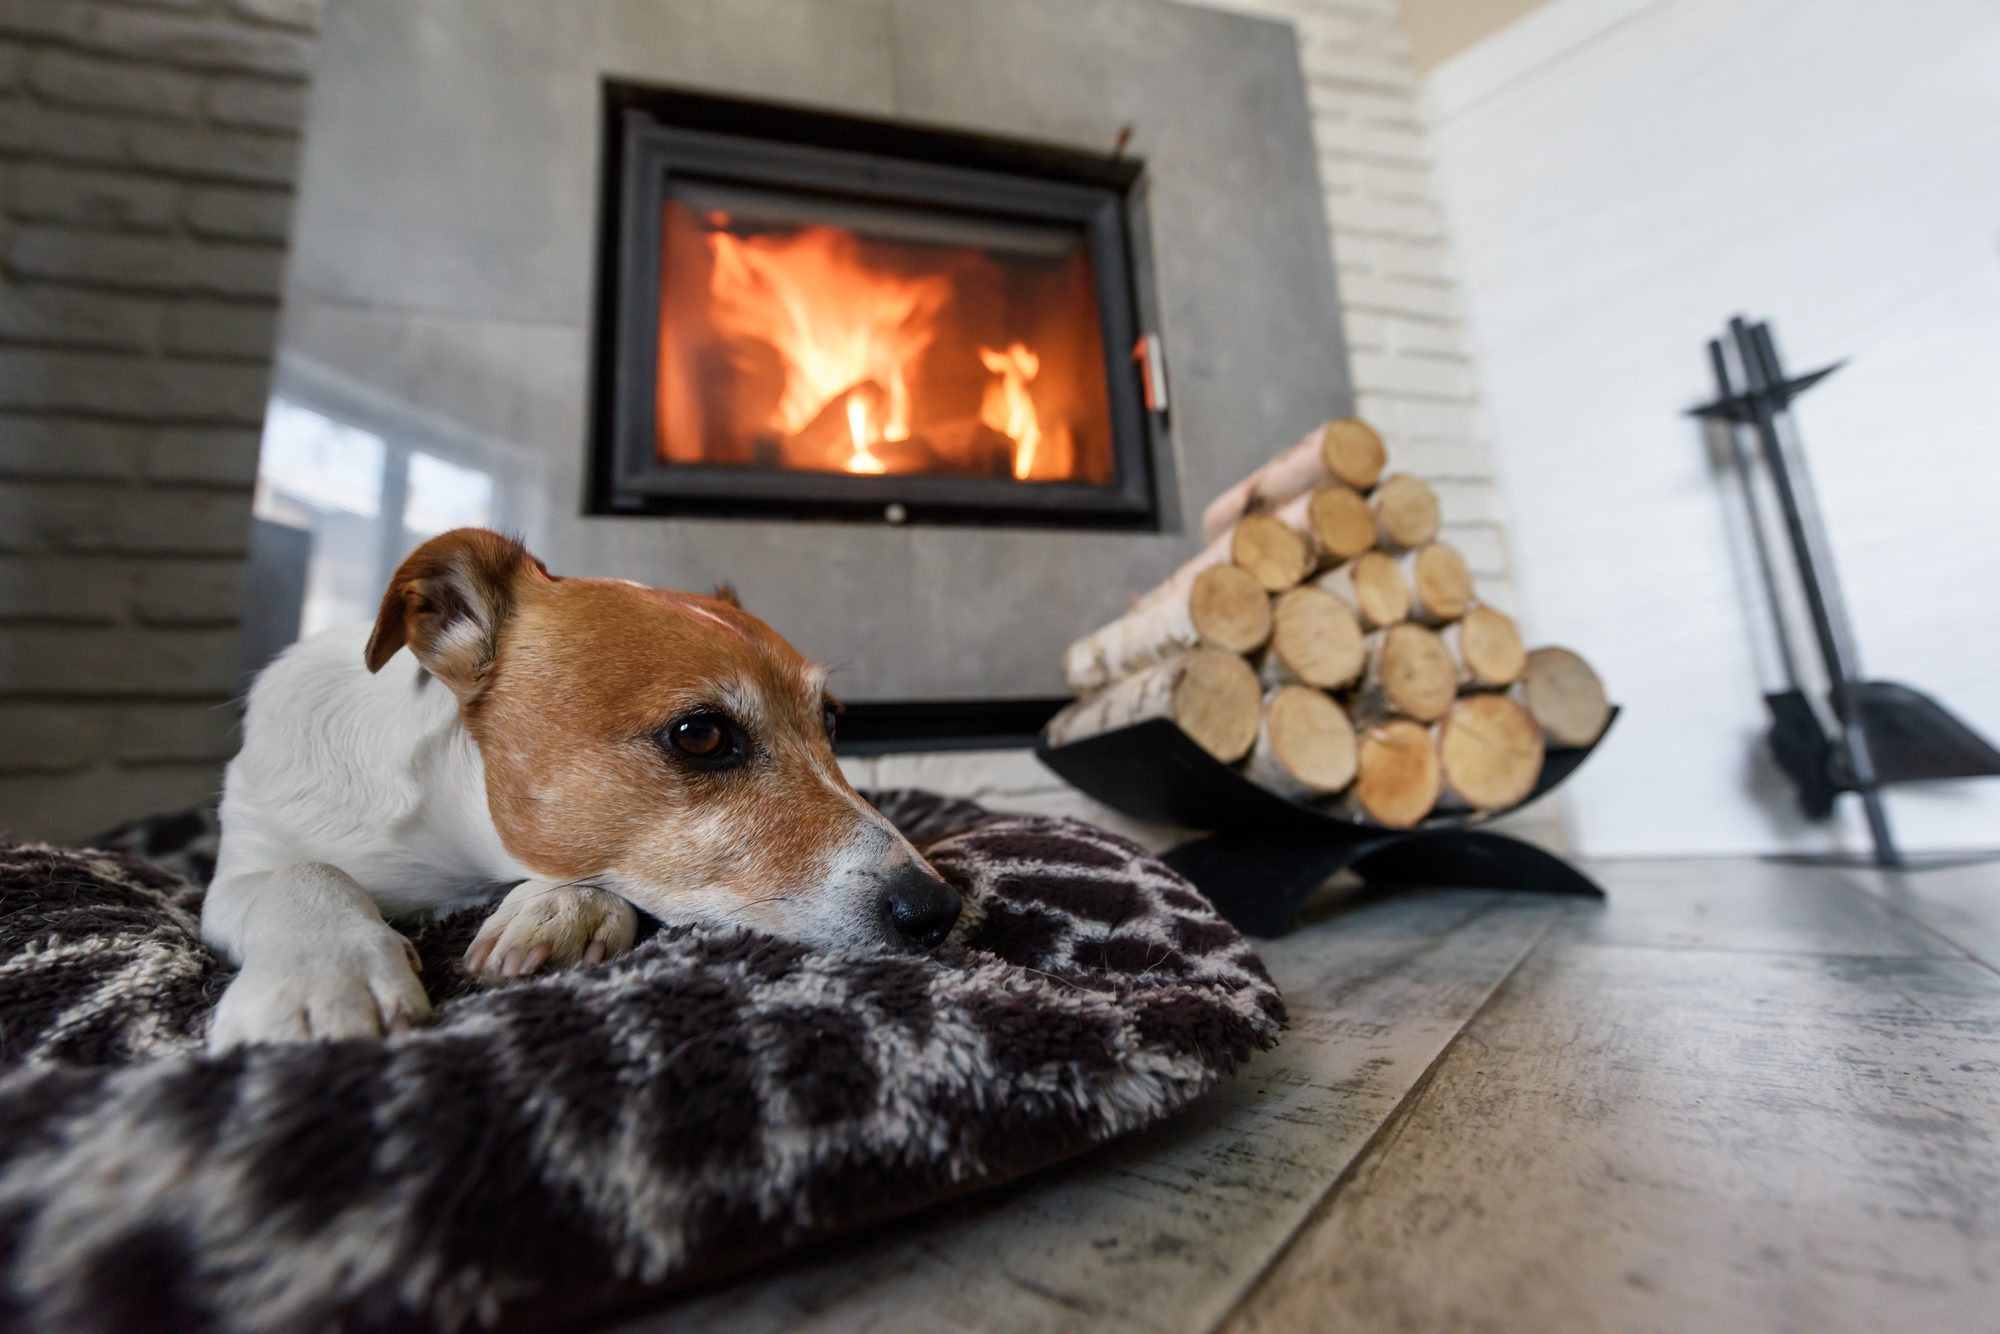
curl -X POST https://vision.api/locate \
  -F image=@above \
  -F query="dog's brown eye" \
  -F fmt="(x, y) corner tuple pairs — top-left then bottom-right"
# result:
(822, 699), (840, 743)
(672, 716), (724, 756)
(657, 711), (748, 771)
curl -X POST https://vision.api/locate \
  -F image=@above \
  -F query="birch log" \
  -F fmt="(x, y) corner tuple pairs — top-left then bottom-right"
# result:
(1061, 564), (1272, 693)
(1313, 551), (1409, 630)
(1370, 474), (1442, 551)
(1442, 606), (1527, 688)
(1259, 586), (1365, 690)
(1511, 645), (1611, 746)
(1245, 685), (1358, 798)
(1399, 542), (1472, 625)
(1044, 649), (1262, 762)
(1128, 516), (1311, 628)
(1343, 719), (1443, 827)
(1273, 485), (1376, 565)
(1436, 694), (1545, 811)
(1201, 418), (1387, 542)
(1352, 623), (1458, 723)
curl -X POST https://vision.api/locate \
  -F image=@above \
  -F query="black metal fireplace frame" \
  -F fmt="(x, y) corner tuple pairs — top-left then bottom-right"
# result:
(587, 84), (1165, 529)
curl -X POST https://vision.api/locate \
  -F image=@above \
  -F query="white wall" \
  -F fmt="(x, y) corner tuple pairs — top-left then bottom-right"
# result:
(1424, 0), (2000, 855)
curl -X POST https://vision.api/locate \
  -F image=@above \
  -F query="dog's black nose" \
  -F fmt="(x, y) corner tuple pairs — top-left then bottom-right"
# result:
(879, 863), (961, 950)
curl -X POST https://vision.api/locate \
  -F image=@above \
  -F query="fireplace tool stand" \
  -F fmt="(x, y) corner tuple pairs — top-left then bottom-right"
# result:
(1692, 317), (2000, 869)
(1037, 717), (1613, 938)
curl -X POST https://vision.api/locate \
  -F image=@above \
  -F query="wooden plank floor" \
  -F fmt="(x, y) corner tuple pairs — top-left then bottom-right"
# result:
(1223, 857), (2000, 1333)
(613, 857), (2000, 1333)
(618, 892), (1561, 1334)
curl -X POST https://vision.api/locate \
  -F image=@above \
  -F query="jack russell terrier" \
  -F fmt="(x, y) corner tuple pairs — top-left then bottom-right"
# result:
(202, 527), (960, 1050)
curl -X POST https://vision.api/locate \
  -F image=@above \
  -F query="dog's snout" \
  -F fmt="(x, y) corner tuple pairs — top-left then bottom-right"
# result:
(878, 863), (961, 950)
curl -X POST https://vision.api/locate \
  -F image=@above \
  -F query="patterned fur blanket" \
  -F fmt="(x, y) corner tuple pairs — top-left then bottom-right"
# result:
(0, 792), (1283, 1333)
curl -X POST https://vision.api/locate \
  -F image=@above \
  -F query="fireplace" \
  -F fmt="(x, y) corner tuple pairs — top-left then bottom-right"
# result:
(589, 85), (1165, 528)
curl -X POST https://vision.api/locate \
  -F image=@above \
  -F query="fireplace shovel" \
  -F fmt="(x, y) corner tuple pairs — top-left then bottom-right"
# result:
(1694, 318), (2000, 861)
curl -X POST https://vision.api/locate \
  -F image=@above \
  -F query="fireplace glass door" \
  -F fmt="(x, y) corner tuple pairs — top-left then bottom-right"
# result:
(593, 89), (1160, 527)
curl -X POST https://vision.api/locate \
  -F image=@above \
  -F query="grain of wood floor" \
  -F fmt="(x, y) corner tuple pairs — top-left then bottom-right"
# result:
(616, 857), (2000, 1333)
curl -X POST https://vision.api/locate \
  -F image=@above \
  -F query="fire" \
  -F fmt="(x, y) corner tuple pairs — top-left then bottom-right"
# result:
(702, 223), (1064, 477)
(979, 342), (1042, 480)
(660, 201), (1114, 484)
(844, 391), (886, 474)
(706, 225), (950, 474)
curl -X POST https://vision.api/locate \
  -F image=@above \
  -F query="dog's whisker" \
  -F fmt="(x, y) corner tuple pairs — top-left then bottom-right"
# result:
(726, 893), (797, 916)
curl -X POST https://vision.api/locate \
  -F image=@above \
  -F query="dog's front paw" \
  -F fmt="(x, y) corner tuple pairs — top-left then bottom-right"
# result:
(465, 879), (638, 981)
(208, 925), (431, 1051)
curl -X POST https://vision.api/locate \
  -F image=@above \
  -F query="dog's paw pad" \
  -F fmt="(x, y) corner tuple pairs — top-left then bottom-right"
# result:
(465, 880), (638, 982)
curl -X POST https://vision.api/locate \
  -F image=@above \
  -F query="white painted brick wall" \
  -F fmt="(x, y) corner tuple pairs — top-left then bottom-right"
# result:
(0, 0), (320, 842)
(1194, 0), (1516, 619)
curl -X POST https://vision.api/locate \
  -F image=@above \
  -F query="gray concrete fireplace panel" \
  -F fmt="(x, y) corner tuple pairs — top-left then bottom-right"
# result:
(276, 0), (1351, 701)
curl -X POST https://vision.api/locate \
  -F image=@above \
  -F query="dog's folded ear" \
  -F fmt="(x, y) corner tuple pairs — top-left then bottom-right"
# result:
(365, 529), (551, 693)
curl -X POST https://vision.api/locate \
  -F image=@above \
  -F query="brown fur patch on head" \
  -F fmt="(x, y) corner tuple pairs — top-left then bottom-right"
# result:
(365, 529), (551, 697)
(709, 584), (742, 610)
(467, 578), (869, 906)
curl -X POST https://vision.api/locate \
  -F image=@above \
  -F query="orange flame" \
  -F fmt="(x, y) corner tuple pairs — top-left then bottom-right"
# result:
(845, 391), (887, 474)
(706, 226), (951, 473)
(979, 342), (1043, 480)
(699, 223), (1076, 477)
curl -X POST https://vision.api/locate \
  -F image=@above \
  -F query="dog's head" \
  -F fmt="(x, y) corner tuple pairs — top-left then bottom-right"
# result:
(365, 528), (959, 952)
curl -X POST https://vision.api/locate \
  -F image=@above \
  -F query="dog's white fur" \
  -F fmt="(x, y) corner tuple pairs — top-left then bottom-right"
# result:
(204, 609), (932, 1052)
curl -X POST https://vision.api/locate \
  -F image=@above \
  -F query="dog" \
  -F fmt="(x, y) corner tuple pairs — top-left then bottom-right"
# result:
(202, 528), (960, 1051)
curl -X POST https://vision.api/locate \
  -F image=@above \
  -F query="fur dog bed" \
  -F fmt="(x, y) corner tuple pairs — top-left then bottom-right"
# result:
(0, 792), (1283, 1333)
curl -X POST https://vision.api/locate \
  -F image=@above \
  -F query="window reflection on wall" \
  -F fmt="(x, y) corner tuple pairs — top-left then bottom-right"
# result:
(244, 396), (505, 682)
(254, 399), (391, 638)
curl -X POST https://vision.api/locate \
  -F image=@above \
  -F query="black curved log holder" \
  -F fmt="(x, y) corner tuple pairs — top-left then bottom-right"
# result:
(1035, 711), (1617, 937)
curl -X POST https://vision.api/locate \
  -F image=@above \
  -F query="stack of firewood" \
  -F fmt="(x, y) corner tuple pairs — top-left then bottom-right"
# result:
(1049, 419), (1610, 827)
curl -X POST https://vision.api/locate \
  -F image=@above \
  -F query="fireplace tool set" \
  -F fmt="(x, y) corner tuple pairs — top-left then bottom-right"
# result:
(1693, 317), (2000, 868)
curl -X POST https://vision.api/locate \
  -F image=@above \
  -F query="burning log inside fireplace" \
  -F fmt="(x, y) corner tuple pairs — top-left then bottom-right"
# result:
(1053, 416), (1613, 824)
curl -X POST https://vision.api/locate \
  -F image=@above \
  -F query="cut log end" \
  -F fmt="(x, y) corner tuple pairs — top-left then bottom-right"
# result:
(1045, 648), (1261, 763)
(1174, 648), (1264, 762)
(1248, 685), (1357, 796)
(1307, 485), (1376, 561)
(1403, 543), (1472, 623)
(1232, 514), (1314, 591)
(1321, 417), (1386, 491)
(1316, 551), (1409, 630)
(1373, 623), (1458, 723)
(1199, 417), (1387, 543)
(1450, 606), (1527, 688)
(1438, 694), (1545, 811)
(1351, 719), (1443, 827)
(1371, 474), (1441, 550)
(1517, 645), (1611, 746)
(1268, 586), (1365, 690)
(1189, 564), (1273, 654)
